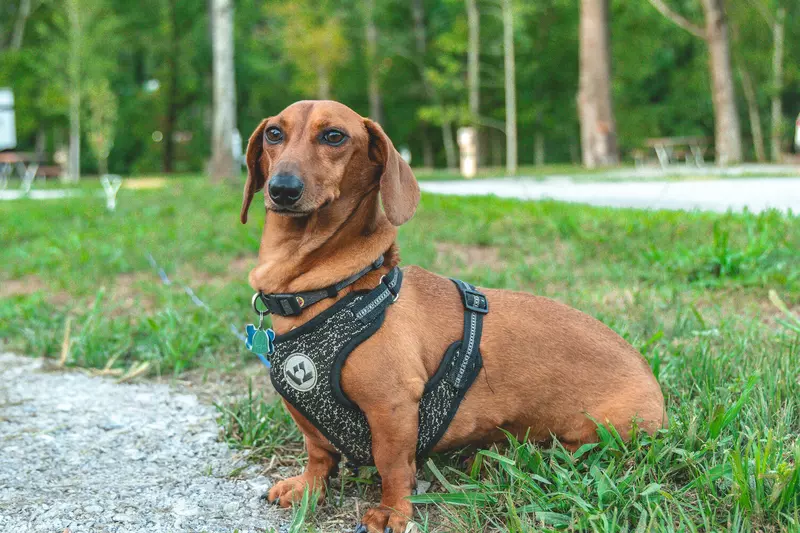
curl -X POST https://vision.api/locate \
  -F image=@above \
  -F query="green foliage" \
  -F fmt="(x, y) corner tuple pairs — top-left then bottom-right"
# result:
(3, 0), (800, 172)
(216, 382), (302, 459)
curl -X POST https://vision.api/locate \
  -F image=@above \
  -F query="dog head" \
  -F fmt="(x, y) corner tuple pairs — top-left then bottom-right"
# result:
(240, 100), (419, 227)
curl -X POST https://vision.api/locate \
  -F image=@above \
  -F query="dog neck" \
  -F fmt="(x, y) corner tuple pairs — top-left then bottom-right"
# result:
(248, 189), (398, 319)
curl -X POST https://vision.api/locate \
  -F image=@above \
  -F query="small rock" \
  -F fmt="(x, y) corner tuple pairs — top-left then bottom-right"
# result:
(172, 499), (199, 517)
(414, 480), (431, 495)
(83, 505), (103, 514)
(113, 513), (134, 522)
(223, 502), (239, 514)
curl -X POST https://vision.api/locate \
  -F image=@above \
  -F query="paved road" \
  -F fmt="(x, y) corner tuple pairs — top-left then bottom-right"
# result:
(420, 177), (800, 214)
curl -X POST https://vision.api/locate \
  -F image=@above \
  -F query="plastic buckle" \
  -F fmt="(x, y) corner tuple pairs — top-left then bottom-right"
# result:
(462, 288), (488, 314)
(262, 293), (304, 316)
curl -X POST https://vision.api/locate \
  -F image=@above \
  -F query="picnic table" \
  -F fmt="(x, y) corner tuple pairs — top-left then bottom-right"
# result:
(642, 136), (711, 169)
(0, 151), (61, 190)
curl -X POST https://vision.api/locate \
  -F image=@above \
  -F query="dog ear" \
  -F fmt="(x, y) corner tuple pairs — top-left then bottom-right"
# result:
(241, 119), (271, 224)
(364, 119), (420, 226)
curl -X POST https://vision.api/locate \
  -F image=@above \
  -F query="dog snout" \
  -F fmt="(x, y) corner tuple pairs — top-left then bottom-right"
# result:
(268, 174), (305, 207)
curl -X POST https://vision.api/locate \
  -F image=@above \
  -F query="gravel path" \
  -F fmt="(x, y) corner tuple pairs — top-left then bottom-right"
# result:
(0, 353), (285, 533)
(419, 176), (800, 214)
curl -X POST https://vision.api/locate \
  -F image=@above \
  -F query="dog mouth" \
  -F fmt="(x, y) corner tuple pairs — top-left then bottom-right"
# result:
(270, 206), (312, 217)
(269, 199), (332, 217)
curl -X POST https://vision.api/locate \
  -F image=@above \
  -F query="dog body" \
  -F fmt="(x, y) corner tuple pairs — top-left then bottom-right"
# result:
(242, 101), (666, 533)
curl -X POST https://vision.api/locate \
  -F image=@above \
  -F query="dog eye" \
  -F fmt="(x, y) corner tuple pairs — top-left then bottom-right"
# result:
(321, 130), (347, 146)
(265, 127), (283, 144)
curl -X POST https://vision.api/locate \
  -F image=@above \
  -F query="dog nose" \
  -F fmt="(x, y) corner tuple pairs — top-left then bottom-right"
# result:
(268, 174), (304, 207)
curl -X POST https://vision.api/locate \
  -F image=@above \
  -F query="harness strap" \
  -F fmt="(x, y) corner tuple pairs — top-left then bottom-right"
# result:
(352, 266), (402, 324)
(414, 278), (489, 461)
(259, 256), (385, 317)
(445, 279), (489, 389)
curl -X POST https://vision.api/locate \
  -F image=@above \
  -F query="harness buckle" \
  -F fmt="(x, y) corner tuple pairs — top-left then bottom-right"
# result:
(462, 288), (488, 314)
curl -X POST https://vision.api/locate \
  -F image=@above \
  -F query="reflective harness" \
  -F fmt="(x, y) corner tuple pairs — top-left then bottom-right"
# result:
(249, 263), (489, 466)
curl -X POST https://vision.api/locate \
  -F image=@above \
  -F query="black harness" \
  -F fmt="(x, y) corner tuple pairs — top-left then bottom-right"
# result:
(257, 263), (489, 466)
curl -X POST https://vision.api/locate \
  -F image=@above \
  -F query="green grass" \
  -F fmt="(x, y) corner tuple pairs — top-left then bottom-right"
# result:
(1, 175), (799, 531)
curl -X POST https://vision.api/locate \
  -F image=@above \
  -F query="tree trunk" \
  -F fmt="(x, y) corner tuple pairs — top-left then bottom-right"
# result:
(411, 0), (441, 168)
(35, 129), (46, 162)
(66, 0), (81, 183)
(490, 129), (502, 167)
(502, 0), (517, 175)
(163, 0), (179, 173)
(770, 7), (785, 162)
(701, 0), (742, 165)
(209, 0), (237, 182)
(577, 0), (619, 168)
(465, 0), (480, 166)
(365, 0), (383, 124)
(535, 132), (545, 166)
(316, 64), (331, 100)
(11, 0), (31, 50)
(738, 64), (765, 162)
(442, 120), (457, 170)
(420, 126), (434, 167)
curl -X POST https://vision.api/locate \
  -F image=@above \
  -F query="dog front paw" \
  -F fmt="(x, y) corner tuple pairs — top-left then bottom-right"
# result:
(266, 475), (325, 508)
(356, 505), (411, 533)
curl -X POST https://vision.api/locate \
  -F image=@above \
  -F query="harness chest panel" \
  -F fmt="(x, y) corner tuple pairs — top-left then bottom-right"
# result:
(268, 268), (488, 466)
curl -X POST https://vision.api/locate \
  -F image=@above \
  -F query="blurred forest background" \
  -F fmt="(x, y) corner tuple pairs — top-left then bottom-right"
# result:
(0, 0), (798, 176)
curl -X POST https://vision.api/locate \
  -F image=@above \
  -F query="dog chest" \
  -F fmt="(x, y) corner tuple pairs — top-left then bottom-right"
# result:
(267, 267), (488, 466)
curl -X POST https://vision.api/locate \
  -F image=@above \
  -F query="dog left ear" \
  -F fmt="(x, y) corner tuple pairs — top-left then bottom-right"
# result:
(365, 119), (420, 226)
(240, 118), (271, 224)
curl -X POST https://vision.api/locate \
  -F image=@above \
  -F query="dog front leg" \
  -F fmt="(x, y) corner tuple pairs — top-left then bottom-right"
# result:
(357, 405), (418, 533)
(267, 433), (340, 507)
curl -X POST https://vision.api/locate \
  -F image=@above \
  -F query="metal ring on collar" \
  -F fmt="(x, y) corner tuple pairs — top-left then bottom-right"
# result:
(252, 292), (270, 315)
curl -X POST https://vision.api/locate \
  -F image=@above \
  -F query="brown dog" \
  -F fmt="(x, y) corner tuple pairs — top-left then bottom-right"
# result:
(241, 100), (666, 533)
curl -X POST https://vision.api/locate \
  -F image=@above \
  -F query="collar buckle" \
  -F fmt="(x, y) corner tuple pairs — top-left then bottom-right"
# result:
(261, 293), (304, 316)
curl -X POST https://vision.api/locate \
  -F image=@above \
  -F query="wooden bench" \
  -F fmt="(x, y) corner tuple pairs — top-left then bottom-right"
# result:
(0, 151), (62, 190)
(36, 165), (62, 179)
(644, 136), (711, 169)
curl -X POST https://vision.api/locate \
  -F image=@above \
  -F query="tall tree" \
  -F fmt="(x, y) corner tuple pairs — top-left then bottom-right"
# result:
(410, 0), (456, 169)
(465, 0), (480, 166)
(502, 0), (516, 174)
(86, 78), (118, 176)
(647, 0), (742, 165)
(768, 7), (785, 161)
(209, 0), (237, 181)
(748, 2), (786, 161)
(364, 0), (383, 124)
(578, 0), (619, 168)
(737, 64), (766, 162)
(10, 0), (32, 50)
(162, 0), (180, 173)
(66, 0), (81, 182)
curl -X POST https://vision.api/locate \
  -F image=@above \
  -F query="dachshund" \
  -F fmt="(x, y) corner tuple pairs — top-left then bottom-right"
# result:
(240, 100), (666, 533)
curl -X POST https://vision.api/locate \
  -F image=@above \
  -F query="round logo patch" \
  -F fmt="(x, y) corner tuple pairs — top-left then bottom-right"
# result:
(283, 353), (317, 392)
